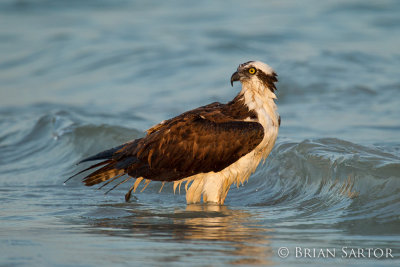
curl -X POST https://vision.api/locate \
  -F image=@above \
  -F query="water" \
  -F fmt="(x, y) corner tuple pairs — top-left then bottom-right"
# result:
(1, 0), (399, 266)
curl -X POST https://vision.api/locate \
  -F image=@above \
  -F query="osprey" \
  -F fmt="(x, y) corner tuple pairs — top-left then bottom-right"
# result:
(67, 61), (280, 205)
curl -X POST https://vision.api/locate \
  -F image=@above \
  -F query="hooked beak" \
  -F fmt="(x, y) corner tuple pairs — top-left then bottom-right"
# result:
(230, 71), (240, 86)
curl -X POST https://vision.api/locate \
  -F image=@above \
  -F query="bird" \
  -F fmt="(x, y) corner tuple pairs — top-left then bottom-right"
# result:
(66, 61), (280, 205)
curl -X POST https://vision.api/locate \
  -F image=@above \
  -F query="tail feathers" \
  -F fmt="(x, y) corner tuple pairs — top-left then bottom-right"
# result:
(64, 160), (111, 184)
(65, 159), (127, 187)
(81, 156), (139, 186)
(82, 163), (126, 186)
(66, 154), (140, 189)
(65, 141), (149, 201)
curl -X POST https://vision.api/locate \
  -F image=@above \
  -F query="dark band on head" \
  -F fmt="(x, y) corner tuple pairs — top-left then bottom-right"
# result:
(256, 71), (278, 92)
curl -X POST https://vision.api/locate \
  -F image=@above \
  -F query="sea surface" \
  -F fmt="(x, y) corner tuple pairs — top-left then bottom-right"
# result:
(1, 0), (399, 266)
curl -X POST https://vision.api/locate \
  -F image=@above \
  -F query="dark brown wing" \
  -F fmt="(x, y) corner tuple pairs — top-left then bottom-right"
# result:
(114, 113), (264, 182)
(71, 102), (263, 187)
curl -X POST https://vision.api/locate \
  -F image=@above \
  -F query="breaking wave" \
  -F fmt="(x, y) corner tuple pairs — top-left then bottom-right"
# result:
(1, 108), (399, 224)
(236, 138), (400, 223)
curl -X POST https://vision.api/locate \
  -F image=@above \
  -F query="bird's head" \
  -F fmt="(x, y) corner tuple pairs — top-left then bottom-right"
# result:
(230, 61), (278, 93)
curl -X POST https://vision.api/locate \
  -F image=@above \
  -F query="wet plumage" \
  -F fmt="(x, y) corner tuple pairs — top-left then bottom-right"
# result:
(67, 61), (280, 204)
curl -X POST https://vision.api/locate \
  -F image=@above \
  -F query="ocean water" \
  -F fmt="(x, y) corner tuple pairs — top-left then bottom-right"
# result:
(1, 0), (399, 266)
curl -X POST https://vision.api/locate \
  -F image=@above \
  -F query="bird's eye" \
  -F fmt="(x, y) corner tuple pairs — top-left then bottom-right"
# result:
(248, 67), (256, 75)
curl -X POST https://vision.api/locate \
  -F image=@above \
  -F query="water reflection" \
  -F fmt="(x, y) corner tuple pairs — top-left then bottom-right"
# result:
(183, 205), (274, 265)
(82, 203), (274, 265)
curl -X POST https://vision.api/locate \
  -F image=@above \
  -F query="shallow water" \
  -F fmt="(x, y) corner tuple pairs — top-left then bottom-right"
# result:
(1, 0), (400, 266)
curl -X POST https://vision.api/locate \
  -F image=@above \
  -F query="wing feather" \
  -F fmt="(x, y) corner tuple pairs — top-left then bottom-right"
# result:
(121, 113), (264, 181)
(71, 101), (264, 188)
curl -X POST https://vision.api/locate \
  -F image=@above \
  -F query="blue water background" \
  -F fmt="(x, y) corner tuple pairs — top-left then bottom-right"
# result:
(0, 0), (399, 266)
